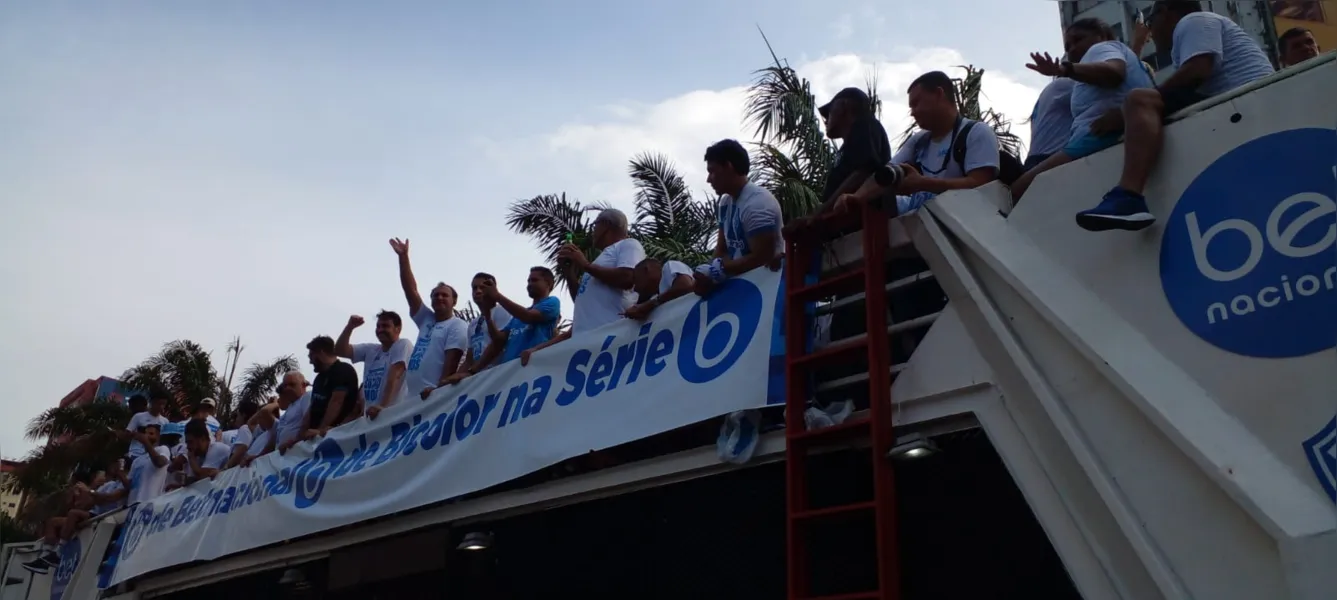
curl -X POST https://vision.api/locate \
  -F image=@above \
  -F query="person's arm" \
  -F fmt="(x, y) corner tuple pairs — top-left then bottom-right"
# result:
(712, 230), (727, 260)
(389, 238), (425, 316)
(1161, 14), (1220, 92)
(578, 239), (642, 290)
(92, 485), (127, 505)
(658, 269), (695, 305)
(485, 283), (556, 325)
(528, 330), (571, 354)
(377, 361), (406, 400)
(1067, 55), (1127, 88)
(720, 201), (780, 276)
(334, 316), (365, 359)
(467, 331), (509, 375)
(146, 442), (168, 468)
(900, 125), (1001, 195)
(435, 322), (466, 383)
(817, 120), (888, 212)
(485, 308), (508, 342)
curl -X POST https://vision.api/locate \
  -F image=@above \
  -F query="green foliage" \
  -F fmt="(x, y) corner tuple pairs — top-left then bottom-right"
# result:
(1, 512), (38, 544)
(507, 152), (716, 293)
(3, 398), (133, 503)
(120, 339), (296, 424)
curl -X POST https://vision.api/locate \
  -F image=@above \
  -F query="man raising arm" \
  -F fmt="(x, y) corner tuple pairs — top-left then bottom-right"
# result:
(445, 267), (561, 377)
(335, 311), (411, 419)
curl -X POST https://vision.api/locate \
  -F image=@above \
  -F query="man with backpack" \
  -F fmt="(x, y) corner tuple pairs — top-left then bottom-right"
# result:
(834, 71), (1017, 215)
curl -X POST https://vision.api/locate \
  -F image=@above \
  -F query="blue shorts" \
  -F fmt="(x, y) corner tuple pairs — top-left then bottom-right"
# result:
(1063, 132), (1122, 159)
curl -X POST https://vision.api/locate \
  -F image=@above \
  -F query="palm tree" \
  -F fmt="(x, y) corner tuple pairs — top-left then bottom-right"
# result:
(2, 397), (133, 504)
(506, 152), (716, 293)
(120, 339), (297, 425)
(896, 65), (1024, 157)
(743, 32), (881, 221)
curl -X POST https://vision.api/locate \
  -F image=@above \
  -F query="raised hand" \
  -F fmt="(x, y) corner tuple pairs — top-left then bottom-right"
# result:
(389, 238), (410, 256)
(347, 315), (365, 328)
(1026, 52), (1065, 77)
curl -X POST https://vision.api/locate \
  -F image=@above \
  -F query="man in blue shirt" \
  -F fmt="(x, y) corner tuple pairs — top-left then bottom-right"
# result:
(444, 266), (562, 380)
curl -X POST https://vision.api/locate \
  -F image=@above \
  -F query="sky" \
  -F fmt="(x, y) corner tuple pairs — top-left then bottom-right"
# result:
(0, 0), (1062, 458)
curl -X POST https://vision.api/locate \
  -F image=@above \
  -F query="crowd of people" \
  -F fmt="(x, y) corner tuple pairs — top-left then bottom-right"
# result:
(21, 0), (1325, 576)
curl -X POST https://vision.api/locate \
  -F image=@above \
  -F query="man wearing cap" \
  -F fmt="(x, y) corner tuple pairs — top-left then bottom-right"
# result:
(195, 398), (223, 441)
(818, 87), (892, 209)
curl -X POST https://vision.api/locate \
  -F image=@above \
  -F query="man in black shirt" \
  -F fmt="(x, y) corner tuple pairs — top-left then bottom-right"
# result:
(785, 87), (892, 236)
(302, 335), (360, 440)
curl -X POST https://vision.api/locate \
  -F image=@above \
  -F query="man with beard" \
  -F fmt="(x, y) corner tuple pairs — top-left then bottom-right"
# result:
(300, 336), (359, 440)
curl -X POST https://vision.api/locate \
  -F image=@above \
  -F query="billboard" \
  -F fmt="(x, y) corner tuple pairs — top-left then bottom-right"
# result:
(1272, 0), (1336, 52)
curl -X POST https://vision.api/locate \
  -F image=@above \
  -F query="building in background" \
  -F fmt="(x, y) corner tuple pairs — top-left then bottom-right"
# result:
(1272, 0), (1335, 50)
(1058, 0), (1282, 82)
(57, 376), (141, 408)
(0, 460), (25, 518)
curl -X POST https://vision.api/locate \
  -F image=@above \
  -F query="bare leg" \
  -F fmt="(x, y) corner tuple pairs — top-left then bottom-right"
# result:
(43, 517), (64, 546)
(1116, 89), (1167, 195)
(59, 510), (90, 541)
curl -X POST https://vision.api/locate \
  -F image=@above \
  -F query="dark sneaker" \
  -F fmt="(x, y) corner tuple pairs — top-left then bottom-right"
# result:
(1076, 187), (1155, 231)
(20, 552), (53, 575)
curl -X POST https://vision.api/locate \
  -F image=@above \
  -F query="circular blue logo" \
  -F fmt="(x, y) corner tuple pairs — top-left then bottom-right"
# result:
(677, 278), (763, 383)
(120, 504), (153, 560)
(294, 438), (345, 509)
(1160, 128), (1336, 358)
(51, 536), (81, 600)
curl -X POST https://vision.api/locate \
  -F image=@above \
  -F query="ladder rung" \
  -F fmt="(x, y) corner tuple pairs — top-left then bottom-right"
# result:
(791, 500), (877, 522)
(815, 271), (935, 316)
(787, 416), (869, 445)
(790, 337), (868, 370)
(814, 364), (906, 393)
(789, 268), (866, 304)
(801, 593), (880, 600)
(825, 310), (942, 349)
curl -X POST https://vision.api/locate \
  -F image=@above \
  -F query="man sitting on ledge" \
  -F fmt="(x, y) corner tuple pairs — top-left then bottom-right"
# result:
(694, 139), (784, 295)
(1076, 0), (1273, 232)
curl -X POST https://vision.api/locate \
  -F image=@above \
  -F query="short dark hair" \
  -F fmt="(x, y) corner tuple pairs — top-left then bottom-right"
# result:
(635, 257), (662, 270)
(375, 310), (402, 328)
(1280, 26), (1312, 47)
(1154, 1), (1202, 18)
(184, 418), (210, 440)
(236, 401), (261, 421)
(703, 139), (751, 176)
(128, 394), (149, 409)
(908, 71), (957, 103)
(432, 283), (457, 299)
(473, 272), (496, 285)
(1068, 18), (1115, 39)
(530, 266), (555, 285)
(306, 335), (336, 355)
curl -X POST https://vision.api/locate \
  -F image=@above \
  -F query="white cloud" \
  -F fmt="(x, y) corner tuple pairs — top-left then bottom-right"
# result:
(503, 49), (1043, 210)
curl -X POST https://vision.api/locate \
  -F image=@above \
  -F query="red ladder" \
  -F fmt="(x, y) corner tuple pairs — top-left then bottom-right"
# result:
(783, 202), (900, 600)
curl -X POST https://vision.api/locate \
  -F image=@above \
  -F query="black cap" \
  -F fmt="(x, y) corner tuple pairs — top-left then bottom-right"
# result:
(818, 87), (870, 119)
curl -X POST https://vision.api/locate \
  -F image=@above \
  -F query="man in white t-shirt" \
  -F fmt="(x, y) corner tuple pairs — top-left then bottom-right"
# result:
(121, 394), (169, 462)
(127, 423), (170, 504)
(266, 372), (313, 455)
(694, 139), (786, 297)
(222, 401), (260, 468)
(462, 272), (513, 373)
(564, 208), (646, 334)
(335, 311), (413, 420)
(183, 418), (232, 482)
(832, 71), (1001, 217)
(388, 238), (468, 402)
(1078, 0), (1274, 232)
(623, 258), (694, 320)
(1024, 76), (1075, 171)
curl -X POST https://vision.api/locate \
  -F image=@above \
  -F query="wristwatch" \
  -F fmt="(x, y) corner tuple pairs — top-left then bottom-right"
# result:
(1060, 60), (1075, 78)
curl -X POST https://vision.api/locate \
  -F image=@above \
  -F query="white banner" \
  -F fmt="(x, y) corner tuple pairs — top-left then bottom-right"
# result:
(110, 267), (783, 584)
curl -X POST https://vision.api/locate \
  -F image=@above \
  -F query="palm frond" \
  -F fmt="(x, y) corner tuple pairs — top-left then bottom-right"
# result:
(505, 193), (605, 293)
(233, 355), (299, 410)
(627, 152), (696, 240)
(895, 65), (1023, 158)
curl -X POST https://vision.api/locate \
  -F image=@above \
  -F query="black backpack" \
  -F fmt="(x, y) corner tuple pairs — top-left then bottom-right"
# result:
(911, 117), (1025, 186)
